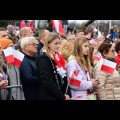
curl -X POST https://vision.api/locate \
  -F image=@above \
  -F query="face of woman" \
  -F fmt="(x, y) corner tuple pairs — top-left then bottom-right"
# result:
(105, 47), (116, 59)
(82, 41), (89, 55)
(48, 38), (60, 53)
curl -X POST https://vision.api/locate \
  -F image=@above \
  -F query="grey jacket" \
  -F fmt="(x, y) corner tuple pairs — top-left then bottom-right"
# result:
(1, 55), (25, 100)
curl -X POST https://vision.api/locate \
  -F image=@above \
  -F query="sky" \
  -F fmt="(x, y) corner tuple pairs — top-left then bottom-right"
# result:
(68, 20), (89, 24)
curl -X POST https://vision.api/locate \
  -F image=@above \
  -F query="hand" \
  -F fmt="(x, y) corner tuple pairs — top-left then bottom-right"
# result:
(92, 79), (99, 88)
(65, 94), (70, 100)
(0, 80), (8, 89)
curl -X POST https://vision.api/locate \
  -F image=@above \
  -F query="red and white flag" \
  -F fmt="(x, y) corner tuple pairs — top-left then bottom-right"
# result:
(52, 20), (65, 34)
(101, 59), (117, 74)
(3, 47), (14, 64)
(12, 49), (24, 68)
(69, 70), (82, 87)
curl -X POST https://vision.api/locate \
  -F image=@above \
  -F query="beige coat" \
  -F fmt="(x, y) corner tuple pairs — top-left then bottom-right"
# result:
(94, 61), (120, 100)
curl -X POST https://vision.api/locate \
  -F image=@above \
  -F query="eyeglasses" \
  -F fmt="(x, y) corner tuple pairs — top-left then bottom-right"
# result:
(109, 49), (115, 53)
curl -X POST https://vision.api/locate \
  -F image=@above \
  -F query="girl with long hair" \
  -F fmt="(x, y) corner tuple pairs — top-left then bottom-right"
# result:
(66, 38), (99, 100)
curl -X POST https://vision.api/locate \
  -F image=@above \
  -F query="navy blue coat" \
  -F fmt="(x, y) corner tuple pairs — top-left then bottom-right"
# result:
(20, 53), (39, 100)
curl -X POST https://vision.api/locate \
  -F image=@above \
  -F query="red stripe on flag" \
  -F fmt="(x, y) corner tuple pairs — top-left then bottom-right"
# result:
(101, 64), (115, 74)
(5, 55), (14, 63)
(69, 78), (81, 87)
(12, 58), (22, 68)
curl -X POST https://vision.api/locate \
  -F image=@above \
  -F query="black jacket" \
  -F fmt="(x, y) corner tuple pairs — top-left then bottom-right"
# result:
(36, 53), (66, 100)
(37, 41), (44, 55)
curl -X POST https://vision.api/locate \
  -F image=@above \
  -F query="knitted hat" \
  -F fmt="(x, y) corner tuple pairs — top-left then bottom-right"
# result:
(0, 39), (13, 50)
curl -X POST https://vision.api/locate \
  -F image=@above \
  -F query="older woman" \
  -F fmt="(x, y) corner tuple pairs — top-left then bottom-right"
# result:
(94, 42), (120, 100)
(20, 37), (39, 100)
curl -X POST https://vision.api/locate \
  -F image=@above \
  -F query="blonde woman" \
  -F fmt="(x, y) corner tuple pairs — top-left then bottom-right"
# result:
(66, 38), (99, 100)
(37, 32), (70, 100)
(59, 41), (74, 61)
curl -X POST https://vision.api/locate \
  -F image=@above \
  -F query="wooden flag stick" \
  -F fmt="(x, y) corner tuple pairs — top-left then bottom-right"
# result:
(6, 64), (11, 80)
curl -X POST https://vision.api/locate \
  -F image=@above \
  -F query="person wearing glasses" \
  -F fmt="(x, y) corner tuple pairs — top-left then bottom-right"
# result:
(94, 42), (120, 100)
(20, 37), (39, 100)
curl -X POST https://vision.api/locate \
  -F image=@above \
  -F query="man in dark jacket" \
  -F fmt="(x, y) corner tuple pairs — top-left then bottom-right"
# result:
(37, 29), (50, 55)
(20, 36), (39, 100)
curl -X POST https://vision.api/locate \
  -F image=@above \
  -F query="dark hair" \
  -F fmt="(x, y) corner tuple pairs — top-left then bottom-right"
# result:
(0, 27), (6, 31)
(115, 41), (120, 53)
(76, 28), (84, 33)
(98, 42), (112, 56)
(84, 29), (91, 35)
(89, 46), (94, 67)
(104, 38), (113, 43)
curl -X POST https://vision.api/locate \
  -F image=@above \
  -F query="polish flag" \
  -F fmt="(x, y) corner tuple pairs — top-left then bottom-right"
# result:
(93, 52), (101, 61)
(52, 20), (65, 34)
(101, 59), (117, 74)
(12, 49), (24, 68)
(3, 47), (14, 64)
(69, 70), (82, 87)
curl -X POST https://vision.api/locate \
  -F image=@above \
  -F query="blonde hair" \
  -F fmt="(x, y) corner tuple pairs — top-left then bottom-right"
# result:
(43, 32), (60, 58)
(60, 42), (74, 61)
(73, 38), (91, 72)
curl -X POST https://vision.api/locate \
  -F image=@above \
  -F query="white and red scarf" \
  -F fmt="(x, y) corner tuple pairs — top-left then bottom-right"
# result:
(53, 52), (66, 78)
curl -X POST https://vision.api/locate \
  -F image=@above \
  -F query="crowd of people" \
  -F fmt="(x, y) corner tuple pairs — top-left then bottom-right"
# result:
(0, 20), (120, 100)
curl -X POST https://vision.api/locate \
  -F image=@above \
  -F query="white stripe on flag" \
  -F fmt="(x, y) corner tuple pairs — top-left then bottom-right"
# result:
(53, 20), (59, 33)
(102, 59), (116, 69)
(13, 49), (24, 61)
(3, 47), (13, 56)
